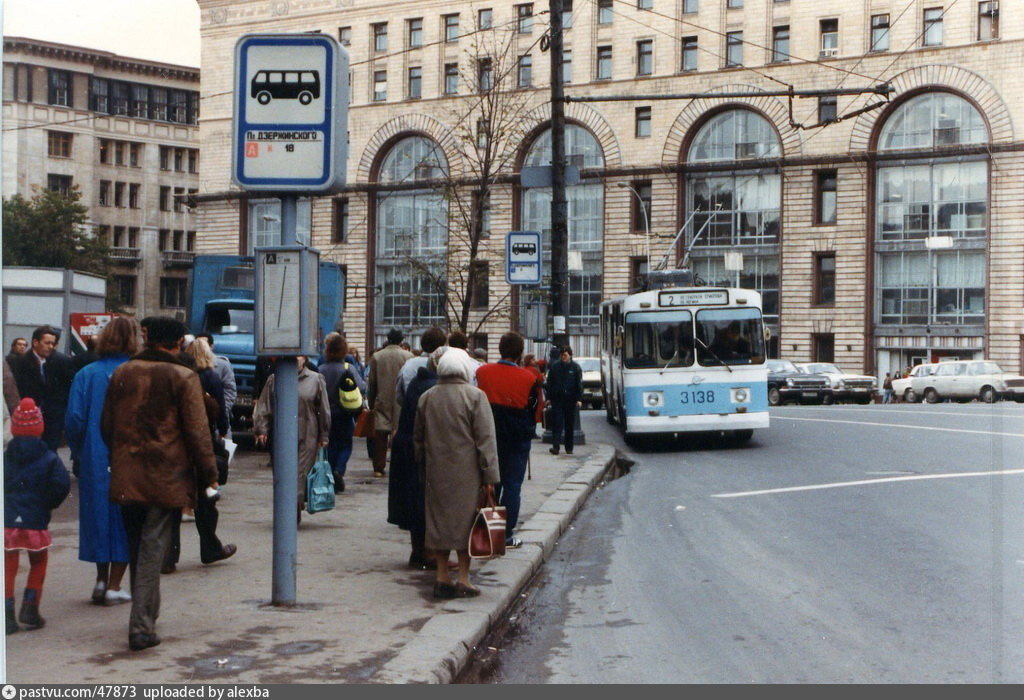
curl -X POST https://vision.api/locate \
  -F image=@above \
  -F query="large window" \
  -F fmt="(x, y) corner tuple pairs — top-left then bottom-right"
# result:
(48, 70), (72, 107)
(878, 92), (987, 150)
(47, 131), (72, 158)
(686, 110), (781, 326)
(923, 8), (944, 46)
(247, 198), (312, 252)
(375, 136), (449, 332)
(637, 40), (653, 76)
(522, 125), (605, 331)
(874, 93), (989, 329)
(871, 14), (890, 51)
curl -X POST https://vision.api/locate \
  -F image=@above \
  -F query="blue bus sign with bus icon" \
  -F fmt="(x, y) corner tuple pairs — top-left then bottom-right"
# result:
(506, 231), (542, 285)
(233, 34), (348, 192)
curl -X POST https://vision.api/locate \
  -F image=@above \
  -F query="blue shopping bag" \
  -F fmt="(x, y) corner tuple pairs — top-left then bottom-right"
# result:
(306, 448), (336, 514)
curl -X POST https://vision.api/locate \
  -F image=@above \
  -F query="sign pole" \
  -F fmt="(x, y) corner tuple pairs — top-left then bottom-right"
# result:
(271, 194), (300, 606)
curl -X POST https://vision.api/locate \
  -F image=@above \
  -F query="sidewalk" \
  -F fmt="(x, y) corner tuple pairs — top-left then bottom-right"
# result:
(5, 437), (615, 684)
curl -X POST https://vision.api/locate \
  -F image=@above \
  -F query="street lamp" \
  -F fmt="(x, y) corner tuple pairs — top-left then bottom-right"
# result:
(617, 182), (651, 276)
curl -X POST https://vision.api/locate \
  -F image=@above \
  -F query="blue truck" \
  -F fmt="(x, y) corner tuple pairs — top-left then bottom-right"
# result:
(187, 254), (345, 432)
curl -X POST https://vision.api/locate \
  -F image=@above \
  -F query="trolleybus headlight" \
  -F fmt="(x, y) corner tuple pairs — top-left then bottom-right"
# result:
(643, 391), (664, 408)
(731, 387), (750, 404)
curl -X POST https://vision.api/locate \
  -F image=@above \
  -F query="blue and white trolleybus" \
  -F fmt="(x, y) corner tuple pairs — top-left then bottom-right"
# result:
(599, 276), (769, 445)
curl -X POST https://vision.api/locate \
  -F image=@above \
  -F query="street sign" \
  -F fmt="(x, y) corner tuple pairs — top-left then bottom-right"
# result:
(232, 34), (348, 192)
(506, 231), (542, 285)
(519, 165), (580, 188)
(255, 246), (321, 355)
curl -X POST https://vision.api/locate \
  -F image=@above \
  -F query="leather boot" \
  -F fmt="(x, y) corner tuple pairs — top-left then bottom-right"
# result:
(18, 588), (44, 630)
(6, 598), (18, 635)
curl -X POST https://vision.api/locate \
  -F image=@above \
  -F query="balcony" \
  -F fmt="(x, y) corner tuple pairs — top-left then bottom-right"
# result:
(108, 247), (141, 266)
(161, 250), (196, 268)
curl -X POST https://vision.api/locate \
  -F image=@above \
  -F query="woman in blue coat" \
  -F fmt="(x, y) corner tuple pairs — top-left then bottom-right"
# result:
(65, 316), (140, 606)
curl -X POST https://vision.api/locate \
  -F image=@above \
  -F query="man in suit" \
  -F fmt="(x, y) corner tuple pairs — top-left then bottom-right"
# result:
(12, 326), (74, 450)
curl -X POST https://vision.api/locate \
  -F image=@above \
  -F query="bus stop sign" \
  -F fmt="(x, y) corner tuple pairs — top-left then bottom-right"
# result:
(232, 34), (348, 192)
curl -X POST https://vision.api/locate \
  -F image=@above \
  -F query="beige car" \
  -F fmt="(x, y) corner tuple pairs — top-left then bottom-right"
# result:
(892, 363), (938, 403)
(915, 360), (1024, 403)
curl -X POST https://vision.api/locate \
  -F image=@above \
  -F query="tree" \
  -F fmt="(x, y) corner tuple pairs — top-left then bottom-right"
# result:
(3, 187), (110, 276)
(403, 25), (542, 338)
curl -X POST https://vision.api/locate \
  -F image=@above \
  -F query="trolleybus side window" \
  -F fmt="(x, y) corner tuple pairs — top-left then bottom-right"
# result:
(624, 310), (695, 369)
(695, 309), (765, 366)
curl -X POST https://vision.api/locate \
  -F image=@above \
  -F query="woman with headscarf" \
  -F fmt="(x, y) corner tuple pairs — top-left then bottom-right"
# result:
(414, 348), (500, 599)
(253, 355), (331, 519)
(64, 316), (139, 605)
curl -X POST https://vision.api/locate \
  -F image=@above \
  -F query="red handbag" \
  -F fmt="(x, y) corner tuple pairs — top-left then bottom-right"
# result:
(353, 409), (374, 438)
(468, 486), (506, 559)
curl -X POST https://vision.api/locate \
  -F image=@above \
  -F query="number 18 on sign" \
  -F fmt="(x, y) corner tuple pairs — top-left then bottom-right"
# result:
(232, 34), (348, 192)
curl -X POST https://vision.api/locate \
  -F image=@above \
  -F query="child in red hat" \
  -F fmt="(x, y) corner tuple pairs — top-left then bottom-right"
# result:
(4, 398), (70, 634)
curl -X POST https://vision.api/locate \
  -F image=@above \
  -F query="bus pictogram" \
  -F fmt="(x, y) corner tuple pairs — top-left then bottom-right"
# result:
(250, 70), (321, 105)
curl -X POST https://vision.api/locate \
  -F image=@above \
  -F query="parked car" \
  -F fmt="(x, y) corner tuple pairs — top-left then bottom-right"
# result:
(576, 357), (603, 410)
(796, 363), (877, 404)
(914, 359), (1024, 403)
(892, 363), (938, 403)
(766, 359), (833, 405)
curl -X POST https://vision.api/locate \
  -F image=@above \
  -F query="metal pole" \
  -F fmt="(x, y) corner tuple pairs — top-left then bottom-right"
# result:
(272, 194), (299, 606)
(549, 0), (568, 341)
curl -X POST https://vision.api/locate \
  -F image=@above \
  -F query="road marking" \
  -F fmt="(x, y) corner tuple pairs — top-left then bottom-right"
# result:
(771, 415), (1024, 438)
(773, 406), (1024, 420)
(713, 468), (1024, 499)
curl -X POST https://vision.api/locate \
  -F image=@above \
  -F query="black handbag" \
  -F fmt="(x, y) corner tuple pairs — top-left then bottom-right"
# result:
(213, 438), (229, 484)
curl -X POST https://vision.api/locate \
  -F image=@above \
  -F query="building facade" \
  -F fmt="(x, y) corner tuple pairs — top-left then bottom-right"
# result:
(2, 37), (201, 320)
(194, 0), (1024, 376)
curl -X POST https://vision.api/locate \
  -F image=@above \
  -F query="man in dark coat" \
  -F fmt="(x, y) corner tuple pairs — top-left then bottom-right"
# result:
(476, 332), (540, 548)
(12, 326), (74, 450)
(101, 317), (218, 652)
(544, 346), (583, 456)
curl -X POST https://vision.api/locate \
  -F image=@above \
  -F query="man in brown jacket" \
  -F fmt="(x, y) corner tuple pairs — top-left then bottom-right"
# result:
(367, 328), (413, 476)
(101, 317), (218, 652)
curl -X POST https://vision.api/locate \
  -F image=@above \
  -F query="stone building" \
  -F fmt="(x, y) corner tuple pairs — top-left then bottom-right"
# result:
(194, 0), (1023, 375)
(2, 37), (201, 320)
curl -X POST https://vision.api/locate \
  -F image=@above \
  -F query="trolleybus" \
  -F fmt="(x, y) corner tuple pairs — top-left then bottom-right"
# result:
(599, 278), (769, 445)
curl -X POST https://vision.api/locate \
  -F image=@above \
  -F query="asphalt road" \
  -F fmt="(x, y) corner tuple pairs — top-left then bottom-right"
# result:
(465, 404), (1024, 683)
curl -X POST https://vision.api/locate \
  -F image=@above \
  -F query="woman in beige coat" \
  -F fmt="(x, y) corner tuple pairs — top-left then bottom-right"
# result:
(253, 356), (331, 513)
(414, 348), (500, 599)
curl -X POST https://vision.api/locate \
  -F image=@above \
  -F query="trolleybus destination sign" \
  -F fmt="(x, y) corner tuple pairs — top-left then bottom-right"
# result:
(232, 34), (348, 192)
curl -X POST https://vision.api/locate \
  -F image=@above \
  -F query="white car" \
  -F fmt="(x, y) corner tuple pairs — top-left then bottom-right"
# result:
(576, 357), (603, 410)
(914, 359), (1024, 403)
(892, 363), (938, 403)
(796, 363), (877, 404)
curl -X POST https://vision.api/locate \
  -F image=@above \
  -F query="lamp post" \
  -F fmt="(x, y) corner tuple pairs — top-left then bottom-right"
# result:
(617, 182), (650, 275)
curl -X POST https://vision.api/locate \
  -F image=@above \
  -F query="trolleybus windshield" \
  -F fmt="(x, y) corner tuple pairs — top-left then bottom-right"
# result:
(624, 310), (695, 369)
(695, 308), (765, 366)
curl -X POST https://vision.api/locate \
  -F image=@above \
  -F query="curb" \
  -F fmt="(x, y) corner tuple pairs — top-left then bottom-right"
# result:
(373, 443), (619, 684)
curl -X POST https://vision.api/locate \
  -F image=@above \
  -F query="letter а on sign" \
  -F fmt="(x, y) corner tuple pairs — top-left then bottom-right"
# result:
(245, 142), (259, 158)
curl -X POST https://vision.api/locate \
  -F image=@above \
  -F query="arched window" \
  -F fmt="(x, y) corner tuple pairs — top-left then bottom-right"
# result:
(684, 109), (781, 328)
(521, 124), (605, 333)
(375, 136), (448, 337)
(874, 93), (989, 335)
(878, 92), (987, 151)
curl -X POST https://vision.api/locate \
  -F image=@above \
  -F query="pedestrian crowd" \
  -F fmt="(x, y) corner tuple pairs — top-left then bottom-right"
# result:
(3, 317), (585, 648)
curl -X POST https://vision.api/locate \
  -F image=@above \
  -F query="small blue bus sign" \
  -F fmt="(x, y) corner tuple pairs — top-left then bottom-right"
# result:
(233, 34), (348, 192)
(506, 231), (542, 285)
